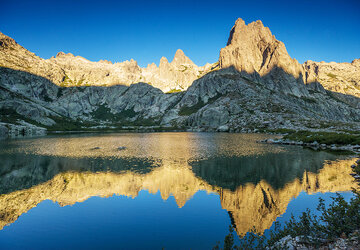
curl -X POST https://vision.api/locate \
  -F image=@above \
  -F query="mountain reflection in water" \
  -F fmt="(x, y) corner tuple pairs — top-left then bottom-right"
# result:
(0, 133), (357, 237)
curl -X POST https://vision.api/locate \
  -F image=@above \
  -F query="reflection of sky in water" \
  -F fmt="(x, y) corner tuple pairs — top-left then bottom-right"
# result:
(0, 133), (357, 249)
(0, 190), (354, 249)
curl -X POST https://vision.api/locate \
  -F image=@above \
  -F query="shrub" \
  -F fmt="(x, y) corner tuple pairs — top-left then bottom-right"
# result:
(179, 100), (206, 116)
(217, 162), (360, 249)
(327, 73), (337, 79)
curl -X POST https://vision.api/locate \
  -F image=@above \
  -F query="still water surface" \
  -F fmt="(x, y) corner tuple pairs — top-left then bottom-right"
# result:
(0, 133), (357, 249)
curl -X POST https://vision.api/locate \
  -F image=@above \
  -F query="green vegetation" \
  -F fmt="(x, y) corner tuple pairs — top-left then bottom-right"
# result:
(217, 174), (360, 248)
(265, 128), (296, 134)
(0, 107), (44, 127)
(60, 74), (85, 87)
(56, 88), (64, 98)
(179, 94), (221, 116)
(179, 100), (206, 116)
(40, 89), (52, 102)
(60, 74), (72, 87)
(327, 73), (337, 79)
(283, 131), (360, 145)
(89, 105), (161, 127)
(267, 192), (360, 246)
(90, 105), (137, 122)
(46, 116), (91, 131)
(216, 161), (360, 248)
(91, 105), (116, 121)
(180, 65), (188, 72)
(301, 96), (317, 104)
(166, 89), (183, 94)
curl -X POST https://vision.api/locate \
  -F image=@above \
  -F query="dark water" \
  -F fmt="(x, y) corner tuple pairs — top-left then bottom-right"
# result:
(0, 132), (357, 249)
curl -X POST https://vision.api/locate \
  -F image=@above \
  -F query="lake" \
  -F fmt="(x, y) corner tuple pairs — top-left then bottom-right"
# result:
(0, 132), (357, 249)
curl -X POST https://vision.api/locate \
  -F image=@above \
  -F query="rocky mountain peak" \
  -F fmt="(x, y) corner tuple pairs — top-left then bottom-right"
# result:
(98, 59), (112, 64)
(220, 18), (288, 73)
(226, 18), (270, 46)
(352, 59), (360, 66)
(159, 56), (170, 67)
(171, 49), (194, 65)
(56, 52), (75, 58)
(0, 32), (17, 49)
(219, 18), (307, 96)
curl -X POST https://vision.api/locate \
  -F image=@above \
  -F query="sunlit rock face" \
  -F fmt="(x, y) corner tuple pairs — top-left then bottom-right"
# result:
(141, 49), (214, 92)
(0, 32), (65, 85)
(0, 32), (213, 93)
(304, 60), (360, 98)
(0, 134), (357, 234)
(219, 18), (308, 97)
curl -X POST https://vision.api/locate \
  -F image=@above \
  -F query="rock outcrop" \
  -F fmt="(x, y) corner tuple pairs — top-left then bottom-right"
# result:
(219, 19), (308, 97)
(47, 48), (212, 92)
(304, 59), (360, 98)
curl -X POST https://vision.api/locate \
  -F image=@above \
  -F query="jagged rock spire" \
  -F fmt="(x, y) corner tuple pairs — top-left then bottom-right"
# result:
(219, 18), (308, 96)
(171, 49), (194, 66)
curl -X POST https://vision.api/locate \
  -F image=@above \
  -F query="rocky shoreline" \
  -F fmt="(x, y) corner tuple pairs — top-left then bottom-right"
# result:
(0, 122), (46, 138)
(273, 232), (360, 250)
(260, 138), (360, 154)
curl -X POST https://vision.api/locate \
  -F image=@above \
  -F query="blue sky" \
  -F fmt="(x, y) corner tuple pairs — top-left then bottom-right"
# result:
(1, 0), (359, 67)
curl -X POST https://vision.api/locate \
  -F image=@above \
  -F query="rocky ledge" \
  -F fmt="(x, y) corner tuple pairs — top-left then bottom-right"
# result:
(0, 122), (46, 138)
(273, 232), (360, 250)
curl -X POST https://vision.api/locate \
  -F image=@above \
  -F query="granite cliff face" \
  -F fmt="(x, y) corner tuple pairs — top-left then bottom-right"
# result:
(219, 19), (308, 97)
(0, 32), (65, 84)
(47, 49), (212, 92)
(0, 18), (359, 136)
(304, 59), (360, 98)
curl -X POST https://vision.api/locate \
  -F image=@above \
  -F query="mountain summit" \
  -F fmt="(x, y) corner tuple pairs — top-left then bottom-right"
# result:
(171, 49), (194, 66)
(220, 18), (307, 96)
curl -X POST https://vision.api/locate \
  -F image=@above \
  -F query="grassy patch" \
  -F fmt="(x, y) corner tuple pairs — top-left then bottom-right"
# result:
(166, 89), (183, 94)
(56, 88), (64, 98)
(60, 74), (73, 87)
(46, 116), (88, 131)
(327, 73), (337, 79)
(284, 131), (360, 145)
(301, 96), (317, 104)
(0, 108), (45, 127)
(178, 94), (221, 116)
(89, 105), (160, 126)
(266, 128), (296, 134)
(91, 105), (115, 121)
(179, 100), (206, 116)
(126, 117), (158, 126)
(180, 65), (188, 72)
(90, 105), (137, 122)
(60, 74), (85, 87)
